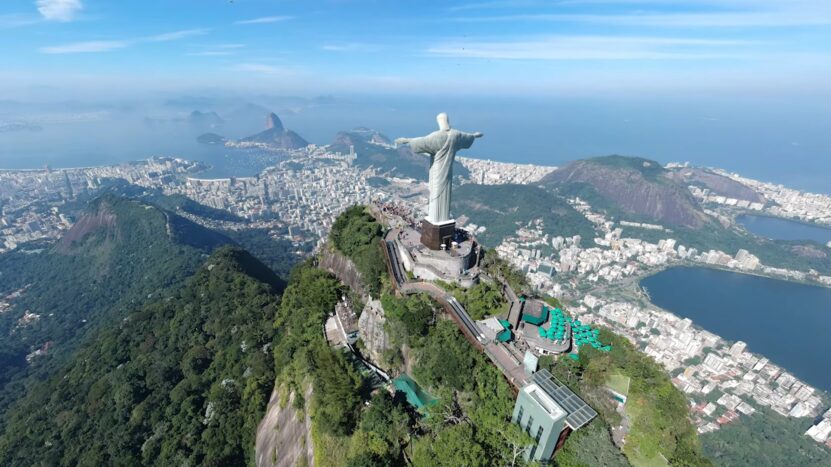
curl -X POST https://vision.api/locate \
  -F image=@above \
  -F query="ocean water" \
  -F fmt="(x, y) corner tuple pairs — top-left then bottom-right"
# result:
(641, 266), (831, 393)
(1, 95), (830, 193)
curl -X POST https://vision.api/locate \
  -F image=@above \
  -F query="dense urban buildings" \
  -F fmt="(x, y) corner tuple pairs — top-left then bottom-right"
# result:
(1, 145), (829, 448)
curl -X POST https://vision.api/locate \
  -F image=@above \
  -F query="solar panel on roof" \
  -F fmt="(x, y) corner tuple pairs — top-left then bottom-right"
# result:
(530, 369), (598, 430)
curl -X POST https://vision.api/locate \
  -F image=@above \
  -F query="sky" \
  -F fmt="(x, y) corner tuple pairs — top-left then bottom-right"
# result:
(1, 0), (831, 98)
(1, 1), (830, 193)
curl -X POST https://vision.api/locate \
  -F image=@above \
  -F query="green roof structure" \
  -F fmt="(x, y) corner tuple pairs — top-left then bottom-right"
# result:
(496, 328), (513, 343)
(392, 374), (435, 410)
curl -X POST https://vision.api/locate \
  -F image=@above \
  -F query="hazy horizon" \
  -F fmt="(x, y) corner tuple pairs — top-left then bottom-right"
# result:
(1, 93), (830, 194)
(1, 0), (830, 192)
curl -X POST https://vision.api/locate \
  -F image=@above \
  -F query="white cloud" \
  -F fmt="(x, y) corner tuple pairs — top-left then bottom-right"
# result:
(39, 40), (127, 54)
(145, 29), (209, 42)
(455, 12), (831, 27)
(452, 0), (831, 28)
(40, 28), (208, 54)
(322, 43), (380, 52)
(187, 51), (233, 57)
(37, 0), (82, 22)
(234, 16), (293, 25)
(233, 63), (294, 75)
(428, 36), (754, 60)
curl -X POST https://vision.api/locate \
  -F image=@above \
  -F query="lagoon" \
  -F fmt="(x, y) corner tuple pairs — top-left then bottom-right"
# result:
(738, 214), (831, 244)
(641, 266), (831, 393)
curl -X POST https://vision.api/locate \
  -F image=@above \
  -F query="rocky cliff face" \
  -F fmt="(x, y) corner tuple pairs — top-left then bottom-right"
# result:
(543, 156), (709, 229)
(357, 298), (391, 365)
(54, 200), (118, 253)
(318, 247), (369, 299)
(265, 112), (284, 132)
(670, 167), (765, 203)
(255, 385), (314, 467)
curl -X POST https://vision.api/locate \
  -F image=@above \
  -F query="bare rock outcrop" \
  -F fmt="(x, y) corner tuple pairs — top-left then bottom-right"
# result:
(319, 248), (369, 299)
(358, 298), (392, 365)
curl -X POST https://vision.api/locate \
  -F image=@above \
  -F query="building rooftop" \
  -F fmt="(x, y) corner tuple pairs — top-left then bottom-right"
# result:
(531, 369), (597, 430)
(524, 383), (567, 419)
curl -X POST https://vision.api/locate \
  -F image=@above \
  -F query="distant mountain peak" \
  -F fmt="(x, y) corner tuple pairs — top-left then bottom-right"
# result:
(187, 110), (224, 128)
(239, 111), (307, 149)
(265, 112), (284, 132)
(543, 155), (709, 229)
(54, 194), (232, 256)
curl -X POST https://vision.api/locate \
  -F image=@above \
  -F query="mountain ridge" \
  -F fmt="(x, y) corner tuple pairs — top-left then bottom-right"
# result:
(543, 155), (709, 229)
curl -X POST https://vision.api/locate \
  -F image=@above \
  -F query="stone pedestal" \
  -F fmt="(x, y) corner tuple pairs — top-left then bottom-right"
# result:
(420, 218), (455, 250)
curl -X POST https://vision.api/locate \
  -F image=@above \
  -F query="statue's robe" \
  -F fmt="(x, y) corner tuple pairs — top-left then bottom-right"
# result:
(407, 129), (476, 223)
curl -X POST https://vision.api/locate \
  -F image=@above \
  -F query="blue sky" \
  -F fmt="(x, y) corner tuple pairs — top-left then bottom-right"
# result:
(1, 0), (831, 98)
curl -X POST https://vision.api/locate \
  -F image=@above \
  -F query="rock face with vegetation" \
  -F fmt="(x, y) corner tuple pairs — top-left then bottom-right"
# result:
(241, 112), (309, 149)
(669, 167), (764, 203)
(319, 247), (370, 299)
(0, 247), (281, 466)
(543, 155), (709, 229)
(327, 205), (387, 296)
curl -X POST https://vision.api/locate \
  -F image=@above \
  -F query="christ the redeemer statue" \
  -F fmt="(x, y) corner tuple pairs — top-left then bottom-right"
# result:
(395, 113), (482, 225)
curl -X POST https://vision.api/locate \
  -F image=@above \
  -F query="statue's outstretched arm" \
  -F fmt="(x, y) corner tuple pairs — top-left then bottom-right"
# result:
(396, 135), (435, 154)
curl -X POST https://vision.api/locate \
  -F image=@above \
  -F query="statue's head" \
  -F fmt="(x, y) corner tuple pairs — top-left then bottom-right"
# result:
(436, 112), (451, 131)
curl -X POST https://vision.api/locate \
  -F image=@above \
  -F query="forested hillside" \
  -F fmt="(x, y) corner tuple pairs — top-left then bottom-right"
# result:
(0, 247), (281, 466)
(0, 194), (235, 417)
(546, 327), (711, 466)
(452, 183), (596, 248)
(328, 205), (387, 295)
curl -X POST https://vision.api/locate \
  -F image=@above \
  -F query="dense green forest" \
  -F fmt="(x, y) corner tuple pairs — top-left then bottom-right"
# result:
(270, 262), (414, 465)
(544, 328), (712, 466)
(0, 194), (234, 418)
(554, 416), (630, 467)
(222, 227), (309, 281)
(700, 406), (831, 466)
(452, 183), (597, 248)
(0, 247), (281, 466)
(410, 319), (533, 467)
(328, 205), (387, 295)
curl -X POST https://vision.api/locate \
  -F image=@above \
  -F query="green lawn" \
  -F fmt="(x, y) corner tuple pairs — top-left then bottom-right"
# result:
(607, 372), (631, 397)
